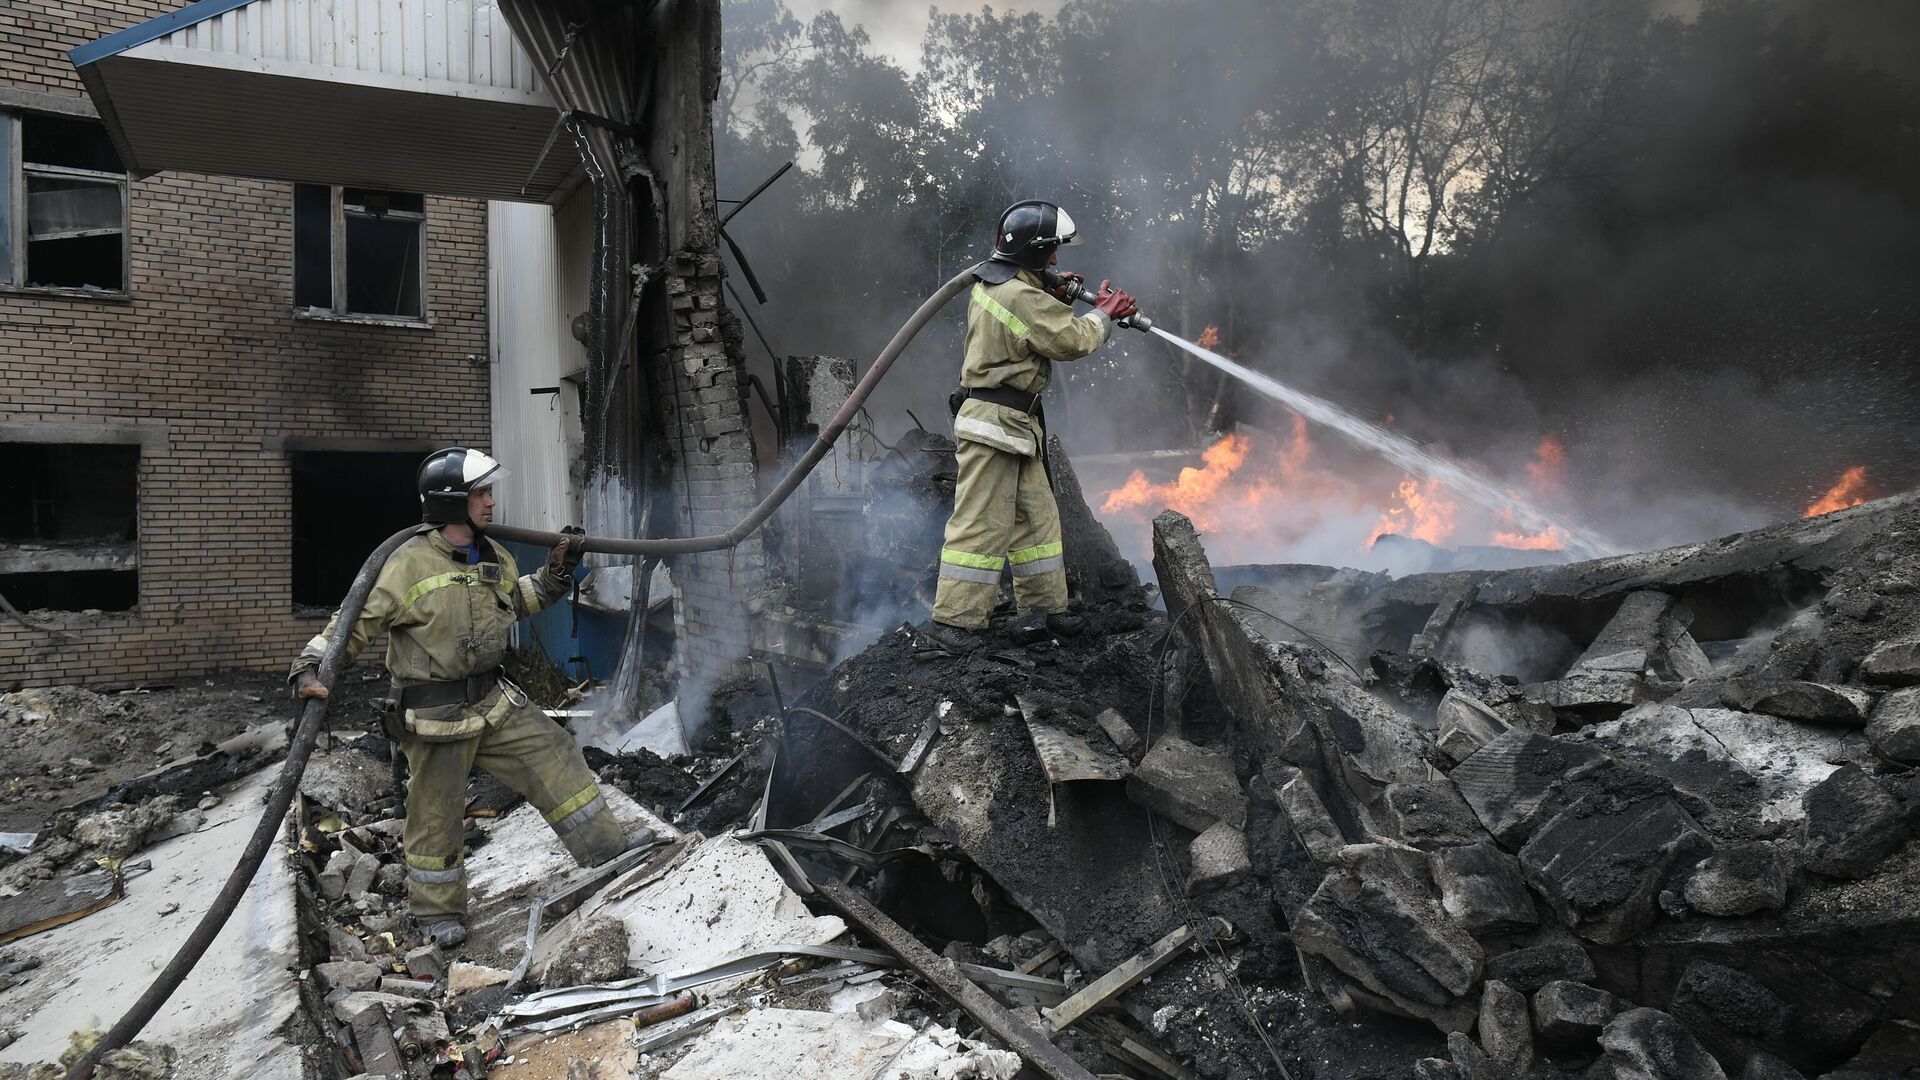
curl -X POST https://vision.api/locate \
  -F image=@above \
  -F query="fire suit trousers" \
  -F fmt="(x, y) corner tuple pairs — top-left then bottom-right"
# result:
(400, 700), (626, 920)
(932, 437), (1068, 629)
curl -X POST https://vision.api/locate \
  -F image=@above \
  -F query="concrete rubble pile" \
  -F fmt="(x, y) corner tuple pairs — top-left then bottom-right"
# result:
(1132, 492), (1920, 1079)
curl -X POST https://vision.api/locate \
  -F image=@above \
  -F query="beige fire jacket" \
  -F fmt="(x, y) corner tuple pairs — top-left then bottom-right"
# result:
(954, 268), (1111, 457)
(289, 529), (569, 739)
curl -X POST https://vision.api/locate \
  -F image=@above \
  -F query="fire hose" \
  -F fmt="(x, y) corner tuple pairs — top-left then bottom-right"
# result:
(64, 263), (984, 1078)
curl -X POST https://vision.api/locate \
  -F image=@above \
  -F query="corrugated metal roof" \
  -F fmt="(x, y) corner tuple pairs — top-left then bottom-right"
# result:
(71, 0), (577, 203)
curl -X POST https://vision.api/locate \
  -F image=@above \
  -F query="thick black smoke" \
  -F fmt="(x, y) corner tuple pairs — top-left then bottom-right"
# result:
(714, 0), (1920, 558)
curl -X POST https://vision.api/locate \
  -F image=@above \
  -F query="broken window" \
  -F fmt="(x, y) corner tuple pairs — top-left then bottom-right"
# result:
(292, 185), (426, 320)
(290, 451), (423, 609)
(0, 443), (138, 611)
(0, 112), (130, 293)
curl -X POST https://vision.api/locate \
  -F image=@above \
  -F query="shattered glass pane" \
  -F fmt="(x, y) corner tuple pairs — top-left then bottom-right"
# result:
(344, 214), (423, 318)
(26, 175), (121, 240)
(25, 175), (123, 290)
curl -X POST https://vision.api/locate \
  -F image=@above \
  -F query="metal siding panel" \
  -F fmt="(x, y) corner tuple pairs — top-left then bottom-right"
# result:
(380, 0), (401, 75)
(425, 0), (447, 81)
(446, 0), (469, 82)
(489, 5), (512, 92)
(470, 2), (491, 85)
(356, 0), (378, 72)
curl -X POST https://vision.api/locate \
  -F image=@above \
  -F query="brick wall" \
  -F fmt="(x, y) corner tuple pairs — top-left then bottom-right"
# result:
(653, 252), (765, 689)
(0, 0), (490, 688)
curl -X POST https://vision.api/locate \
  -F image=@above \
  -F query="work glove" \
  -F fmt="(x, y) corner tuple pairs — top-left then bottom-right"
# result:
(1093, 280), (1138, 322)
(294, 670), (330, 701)
(547, 526), (587, 580)
(1048, 270), (1086, 302)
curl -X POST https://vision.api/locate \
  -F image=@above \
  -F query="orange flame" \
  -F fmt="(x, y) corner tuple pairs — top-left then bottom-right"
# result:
(1103, 431), (1253, 520)
(1804, 466), (1871, 517)
(1525, 436), (1568, 493)
(1491, 516), (1569, 551)
(1368, 477), (1459, 547)
(1195, 325), (1221, 350)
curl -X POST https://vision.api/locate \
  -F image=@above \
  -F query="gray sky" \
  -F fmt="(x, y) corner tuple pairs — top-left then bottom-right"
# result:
(780, 0), (1066, 71)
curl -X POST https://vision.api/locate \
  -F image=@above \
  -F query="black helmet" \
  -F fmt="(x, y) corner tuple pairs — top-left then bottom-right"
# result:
(417, 447), (506, 525)
(991, 200), (1080, 271)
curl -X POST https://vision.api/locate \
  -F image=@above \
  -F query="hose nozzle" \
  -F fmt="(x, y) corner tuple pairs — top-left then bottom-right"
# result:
(1047, 272), (1154, 333)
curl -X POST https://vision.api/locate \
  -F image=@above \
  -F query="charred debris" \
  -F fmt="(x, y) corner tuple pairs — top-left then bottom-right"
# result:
(7, 456), (1919, 1080)
(292, 458), (1918, 1078)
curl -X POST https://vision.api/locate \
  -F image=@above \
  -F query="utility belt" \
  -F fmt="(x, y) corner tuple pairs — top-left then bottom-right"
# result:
(948, 383), (1045, 422)
(393, 670), (504, 711)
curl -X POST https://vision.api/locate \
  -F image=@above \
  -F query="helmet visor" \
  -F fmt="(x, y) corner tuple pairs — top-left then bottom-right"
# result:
(1053, 207), (1080, 246)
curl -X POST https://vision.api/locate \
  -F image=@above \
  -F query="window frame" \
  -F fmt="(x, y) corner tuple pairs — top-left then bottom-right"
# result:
(0, 109), (133, 300)
(292, 184), (431, 327)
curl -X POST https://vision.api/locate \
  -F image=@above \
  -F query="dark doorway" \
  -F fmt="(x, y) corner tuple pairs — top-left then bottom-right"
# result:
(291, 451), (421, 608)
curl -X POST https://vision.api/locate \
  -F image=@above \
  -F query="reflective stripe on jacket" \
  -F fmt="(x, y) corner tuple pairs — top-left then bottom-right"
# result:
(290, 530), (568, 739)
(956, 269), (1111, 457)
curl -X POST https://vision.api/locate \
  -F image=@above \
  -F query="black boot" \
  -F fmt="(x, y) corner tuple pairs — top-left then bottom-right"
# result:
(922, 621), (986, 655)
(1045, 612), (1088, 638)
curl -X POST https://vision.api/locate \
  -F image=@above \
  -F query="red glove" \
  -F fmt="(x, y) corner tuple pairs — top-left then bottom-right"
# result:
(1049, 271), (1086, 302)
(1093, 280), (1138, 322)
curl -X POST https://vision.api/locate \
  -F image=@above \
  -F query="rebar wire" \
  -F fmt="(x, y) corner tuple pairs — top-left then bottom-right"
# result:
(1142, 594), (1309, 1080)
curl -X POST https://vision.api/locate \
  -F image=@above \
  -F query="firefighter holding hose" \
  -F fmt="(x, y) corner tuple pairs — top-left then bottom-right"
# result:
(924, 200), (1138, 654)
(289, 448), (651, 947)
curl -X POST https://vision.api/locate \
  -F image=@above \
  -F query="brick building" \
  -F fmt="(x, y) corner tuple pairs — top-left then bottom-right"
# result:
(2, 0), (767, 705)
(0, 0), (493, 688)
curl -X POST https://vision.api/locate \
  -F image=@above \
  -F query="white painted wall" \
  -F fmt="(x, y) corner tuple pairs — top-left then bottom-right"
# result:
(487, 196), (577, 533)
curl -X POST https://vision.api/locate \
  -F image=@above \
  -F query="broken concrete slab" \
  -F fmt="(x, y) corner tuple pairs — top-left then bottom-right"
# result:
(1185, 821), (1251, 894)
(1571, 704), (1852, 829)
(1290, 870), (1484, 1031)
(1274, 767), (1348, 864)
(1520, 793), (1712, 945)
(1448, 728), (1613, 846)
(1385, 779), (1491, 850)
(1859, 638), (1920, 686)
(1476, 979), (1532, 1072)
(0, 768), (301, 1080)
(1126, 735), (1245, 832)
(659, 1007), (1020, 1080)
(1669, 959), (1794, 1067)
(402, 943), (447, 984)
(313, 960), (381, 993)
(1598, 1007), (1728, 1080)
(446, 961), (511, 998)
(1866, 686), (1920, 763)
(1018, 696), (1131, 785)
(540, 915), (629, 987)
(1533, 979), (1618, 1050)
(1798, 765), (1911, 879)
(460, 785), (675, 957)
(1046, 435), (1145, 608)
(1720, 678), (1867, 727)
(1519, 669), (1653, 722)
(1429, 841), (1537, 935)
(1569, 591), (1711, 684)
(1093, 707), (1141, 755)
(1682, 845), (1792, 917)
(1484, 941), (1595, 994)
(297, 747), (399, 813)
(1152, 511), (1433, 843)
(559, 835), (844, 993)
(1435, 690), (1507, 764)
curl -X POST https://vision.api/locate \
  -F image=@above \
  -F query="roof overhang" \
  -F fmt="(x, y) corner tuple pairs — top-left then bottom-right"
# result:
(71, 0), (579, 204)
